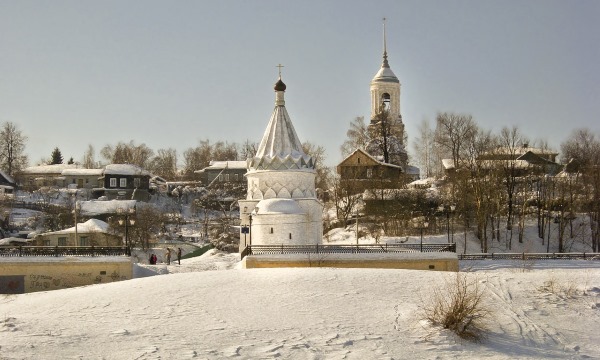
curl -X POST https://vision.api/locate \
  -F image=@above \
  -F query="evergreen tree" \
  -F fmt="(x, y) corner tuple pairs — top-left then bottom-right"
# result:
(50, 147), (63, 164)
(68, 157), (74, 164)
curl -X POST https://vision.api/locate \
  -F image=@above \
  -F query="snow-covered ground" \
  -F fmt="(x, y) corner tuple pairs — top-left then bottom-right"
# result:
(1, 249), (599, 359)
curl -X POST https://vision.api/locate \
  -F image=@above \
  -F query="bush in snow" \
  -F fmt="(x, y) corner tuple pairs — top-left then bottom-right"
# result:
(422, 273), (490, 341)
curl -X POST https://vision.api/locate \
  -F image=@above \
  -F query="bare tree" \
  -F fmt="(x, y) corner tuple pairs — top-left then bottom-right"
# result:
(211, 141), (238, 161)
(182, 140), (213, 179)
(124, 205), (165, 250)
(82, 144), (96, 168)
(302, 141), (329, 194)
(340, 116), (370, 158)
(100, 140), (154, 168)
(149, 148), (178, 180)
(560, 128), (600, 251)
(0, 122), (28, 176)
(239, 139), (258, 160)
(413, 118), (436, 178)
(434, 113), (477, 170)
(331, 173), (362, 227)
(367, 103), (406, 165)
(462, 128), (497, 252)
(496, 126), (529, 250)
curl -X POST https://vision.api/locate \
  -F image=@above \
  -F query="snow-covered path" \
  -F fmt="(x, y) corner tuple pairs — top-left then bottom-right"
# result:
(1, 253), (599, 359)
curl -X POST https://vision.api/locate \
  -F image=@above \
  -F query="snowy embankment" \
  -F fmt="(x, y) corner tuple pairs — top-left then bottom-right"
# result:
(1, 250), (599, 359)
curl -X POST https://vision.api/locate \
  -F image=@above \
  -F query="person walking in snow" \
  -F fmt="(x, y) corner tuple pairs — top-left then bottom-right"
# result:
(165, 248), (172, 265)
(177, 247), (182, 265)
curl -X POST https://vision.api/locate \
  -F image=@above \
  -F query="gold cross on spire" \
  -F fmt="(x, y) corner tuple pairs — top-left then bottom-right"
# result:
(277, 63), (284, 77)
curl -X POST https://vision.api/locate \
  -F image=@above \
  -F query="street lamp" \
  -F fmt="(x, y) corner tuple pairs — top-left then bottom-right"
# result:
(413, 217), (429, 252)
(70, 190), (79, 247)
(117, 207), (136, 256)
(248, 214), (253, 246)
(438, 204), (456, 243)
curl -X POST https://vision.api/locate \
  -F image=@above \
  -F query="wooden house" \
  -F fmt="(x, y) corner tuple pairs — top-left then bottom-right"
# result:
(93, 164), (152, 201)
(336, 149), (412, 194)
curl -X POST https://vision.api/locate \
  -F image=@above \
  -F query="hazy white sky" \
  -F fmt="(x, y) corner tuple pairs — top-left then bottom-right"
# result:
(1, 0), (599, 167)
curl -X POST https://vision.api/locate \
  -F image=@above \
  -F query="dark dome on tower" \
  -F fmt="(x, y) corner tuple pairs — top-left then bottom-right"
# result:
(274, 78), (286, 91)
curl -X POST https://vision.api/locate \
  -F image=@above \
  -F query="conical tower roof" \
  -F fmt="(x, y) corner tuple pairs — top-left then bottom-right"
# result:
(372, 19), (399, 84)
(248, 76), (315, 171)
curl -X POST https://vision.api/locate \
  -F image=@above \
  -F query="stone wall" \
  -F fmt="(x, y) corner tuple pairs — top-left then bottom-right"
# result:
(0, 257), (132, 294)
(242, 253), (458, 272)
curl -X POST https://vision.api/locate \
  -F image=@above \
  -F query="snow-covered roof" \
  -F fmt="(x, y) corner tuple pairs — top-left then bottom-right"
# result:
(248, 79), (315, 171)
(371, 66), (399, 83)
(62, 168), (104, 176)
(42, 219), (110, 236)
(408, 177), (436, 188)
(79, 199), (137, 216)
(21, 164), (78, 174)
(362, 187), (439, 201)
(339, 148), (404, 171)
(205, 161), (247, 170)
(441, 159), (455, 170)
(0, 237), (31, 245)
(0, 170), (15, 184)
(103, 164), (151, 176)
(254, 198), (305, 215)
(482, 146), (558, 157)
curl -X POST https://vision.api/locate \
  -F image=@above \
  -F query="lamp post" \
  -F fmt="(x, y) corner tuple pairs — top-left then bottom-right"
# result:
(438, 204), (456, 243)
(70, 190), (79, 247)
(414, 217), (429, 252)
(248, 214), (253, 247)
(117, 207), (136, 256)
(546, 210), (552, 253)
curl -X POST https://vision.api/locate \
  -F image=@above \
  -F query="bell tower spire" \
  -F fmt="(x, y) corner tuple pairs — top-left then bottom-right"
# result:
(370, 18), (401, 121)
(382, 17), (390, 68)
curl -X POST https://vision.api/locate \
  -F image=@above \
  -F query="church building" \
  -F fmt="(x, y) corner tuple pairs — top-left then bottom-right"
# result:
(338, 20), (419, 188)
(238, 74), (323, 251)
(366, 19), (408, 168)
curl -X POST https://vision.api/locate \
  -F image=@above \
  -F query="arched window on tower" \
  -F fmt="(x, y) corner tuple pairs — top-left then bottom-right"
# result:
(381, 93), (391, 112)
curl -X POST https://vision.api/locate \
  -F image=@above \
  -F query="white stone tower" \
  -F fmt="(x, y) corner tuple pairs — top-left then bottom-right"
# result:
(238, 72), (323, 251)
(367, 18), (408, 168)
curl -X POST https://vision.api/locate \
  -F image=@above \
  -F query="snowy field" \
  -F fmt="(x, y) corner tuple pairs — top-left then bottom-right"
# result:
(1, 249), (600, 359)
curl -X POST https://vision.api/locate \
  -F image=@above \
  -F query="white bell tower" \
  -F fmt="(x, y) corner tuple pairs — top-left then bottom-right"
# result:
(370, 18), (402, 126)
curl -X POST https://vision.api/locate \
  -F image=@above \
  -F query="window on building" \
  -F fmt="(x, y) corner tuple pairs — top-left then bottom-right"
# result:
(120, 178), (127, 188)
(270, 227), (274, 234)
(225, 174), (230, 182)
(289, 233), (292, 239)
(86, 179), (89, 184)
(234, 174), (239, 181)
(110, 178), (117, 187)
(79, 237), (89, 246)
(43, 240), (50, 246)
(134, 178), (140, 188)
(58, 237), (67, 246)
(367, 168), (373, 178)
(357, 157), (361, 164)
(218, 174), (223, 182)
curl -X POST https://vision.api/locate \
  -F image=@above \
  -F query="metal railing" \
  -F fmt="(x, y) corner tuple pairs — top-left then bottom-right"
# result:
(458, 252), (600, 260)
(0, 246), (127, 257)
(241, 243), (456, 259)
